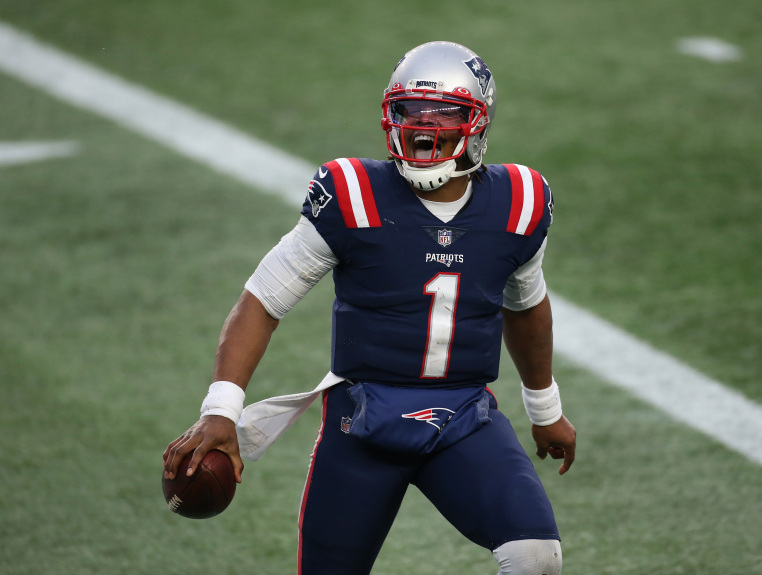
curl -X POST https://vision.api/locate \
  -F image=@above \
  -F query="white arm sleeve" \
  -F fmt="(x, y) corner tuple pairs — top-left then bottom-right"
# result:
(502, 237), (548, 311)
(245, 216), (338, 319)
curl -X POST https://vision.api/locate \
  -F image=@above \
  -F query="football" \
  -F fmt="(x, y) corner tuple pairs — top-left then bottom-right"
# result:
(162, 449), (236, 519)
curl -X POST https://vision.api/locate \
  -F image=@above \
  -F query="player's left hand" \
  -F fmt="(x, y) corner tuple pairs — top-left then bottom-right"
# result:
(532, 415), (576, 475)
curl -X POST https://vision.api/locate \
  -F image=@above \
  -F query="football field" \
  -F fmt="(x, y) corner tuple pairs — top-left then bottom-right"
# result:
(1, 1), (760, 573)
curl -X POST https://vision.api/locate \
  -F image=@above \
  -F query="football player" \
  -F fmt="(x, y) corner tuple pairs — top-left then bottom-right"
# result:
(164, 41), (576, 575)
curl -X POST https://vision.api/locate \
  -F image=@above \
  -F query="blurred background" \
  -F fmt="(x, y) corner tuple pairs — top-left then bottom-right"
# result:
(0, 1), (760, 573)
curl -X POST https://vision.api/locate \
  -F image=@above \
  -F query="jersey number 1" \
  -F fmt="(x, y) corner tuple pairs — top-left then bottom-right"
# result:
(422, 273), (460, 378)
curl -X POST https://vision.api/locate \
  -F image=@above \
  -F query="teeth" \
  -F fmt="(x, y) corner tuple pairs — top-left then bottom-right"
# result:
(412, 134), (439, 160)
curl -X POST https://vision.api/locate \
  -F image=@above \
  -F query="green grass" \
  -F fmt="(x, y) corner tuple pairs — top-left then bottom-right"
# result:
(1, 1), (761, 573)
(2, 0), (759, 398)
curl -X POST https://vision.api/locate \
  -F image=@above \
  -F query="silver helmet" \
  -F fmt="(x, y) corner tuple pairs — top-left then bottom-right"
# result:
(381, 41), (497, 190)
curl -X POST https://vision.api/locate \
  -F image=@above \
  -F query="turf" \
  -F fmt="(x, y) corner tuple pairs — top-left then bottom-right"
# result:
(3, 0), (759, 397)
(0, 1), (760, 573)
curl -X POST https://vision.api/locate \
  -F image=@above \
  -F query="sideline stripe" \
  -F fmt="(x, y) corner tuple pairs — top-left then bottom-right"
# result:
(1, 21), (760, 466)
(297, 392), (328, 575)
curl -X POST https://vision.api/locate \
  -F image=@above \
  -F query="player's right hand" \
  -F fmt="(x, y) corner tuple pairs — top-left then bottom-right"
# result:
(162, 415), (244, 483)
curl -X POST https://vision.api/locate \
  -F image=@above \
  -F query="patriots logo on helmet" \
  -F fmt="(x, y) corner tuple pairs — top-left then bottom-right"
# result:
(401, 407), (455, 433)
(463, 56), (492, 97)
(307, 179), (333, 217)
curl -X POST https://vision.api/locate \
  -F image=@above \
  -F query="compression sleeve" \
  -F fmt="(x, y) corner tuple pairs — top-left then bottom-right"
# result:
(245, 216), (339, 319)
(502, 237), (548, 311)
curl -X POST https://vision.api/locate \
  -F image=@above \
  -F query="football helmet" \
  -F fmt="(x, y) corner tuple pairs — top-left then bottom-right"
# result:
(382, 41), (497, 190)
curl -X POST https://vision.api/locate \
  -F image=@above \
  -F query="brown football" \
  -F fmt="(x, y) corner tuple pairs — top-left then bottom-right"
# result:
(162, 449), (236, 519)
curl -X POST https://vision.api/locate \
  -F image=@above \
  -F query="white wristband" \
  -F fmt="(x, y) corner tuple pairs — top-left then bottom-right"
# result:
(200, 381), (245, 424)
(522, 379), (563, 426)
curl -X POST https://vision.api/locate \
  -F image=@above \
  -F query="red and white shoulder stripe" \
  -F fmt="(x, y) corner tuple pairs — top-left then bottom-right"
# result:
(324, 158), (381, 229)
(503, 163), (546, 236)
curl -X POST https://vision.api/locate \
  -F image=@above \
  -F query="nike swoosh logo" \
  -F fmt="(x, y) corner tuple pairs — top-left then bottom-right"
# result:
(319, 167), (328, 178)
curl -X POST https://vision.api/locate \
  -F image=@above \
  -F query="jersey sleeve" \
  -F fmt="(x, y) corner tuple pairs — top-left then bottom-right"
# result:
(300, 164), (343, 255)
(502, 163), (554, 268)
(499, 164), (555, 309)
(503, 163), (553, 238)
(502, 237), (548, 311)
(245, 216), (338, 319)
(300, 158), (382, 262)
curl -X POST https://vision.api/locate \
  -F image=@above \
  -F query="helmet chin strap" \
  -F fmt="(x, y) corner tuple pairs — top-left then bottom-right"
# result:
(397, 159), (481, 191)
(392, 134), (480, 191)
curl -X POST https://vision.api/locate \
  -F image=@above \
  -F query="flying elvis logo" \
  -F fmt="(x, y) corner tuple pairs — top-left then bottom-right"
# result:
(307, 179), (332, 217)
(463, 56), (492, 96)
(402, 408), (455, 433)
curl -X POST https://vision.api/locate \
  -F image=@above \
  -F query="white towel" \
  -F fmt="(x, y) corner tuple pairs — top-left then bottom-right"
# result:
(236, 372), (345, 461)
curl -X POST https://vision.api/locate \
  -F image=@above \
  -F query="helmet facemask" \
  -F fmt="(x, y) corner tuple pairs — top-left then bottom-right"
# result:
(382, 89), (490, 190)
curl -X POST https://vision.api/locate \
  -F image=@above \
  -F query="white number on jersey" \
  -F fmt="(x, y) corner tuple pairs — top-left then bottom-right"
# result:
(422, 273), (460, 378)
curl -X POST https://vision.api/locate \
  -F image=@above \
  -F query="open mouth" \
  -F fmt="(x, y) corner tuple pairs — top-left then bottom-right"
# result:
(411, 133), (441, 161)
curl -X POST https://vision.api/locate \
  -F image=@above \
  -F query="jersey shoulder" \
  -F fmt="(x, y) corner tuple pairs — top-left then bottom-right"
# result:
(482, 163), (554, 236)
(301, 158), (396, 229)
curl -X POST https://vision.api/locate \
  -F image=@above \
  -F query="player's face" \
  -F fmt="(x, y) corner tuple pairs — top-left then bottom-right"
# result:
(390, 99), (470, 167)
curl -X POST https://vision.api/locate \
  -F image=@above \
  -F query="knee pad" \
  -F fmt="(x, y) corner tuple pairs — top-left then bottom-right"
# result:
(492, 539), (562, 575)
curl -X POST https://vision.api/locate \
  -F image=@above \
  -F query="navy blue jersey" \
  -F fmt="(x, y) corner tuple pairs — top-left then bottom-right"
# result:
(301, 159), (553, 387)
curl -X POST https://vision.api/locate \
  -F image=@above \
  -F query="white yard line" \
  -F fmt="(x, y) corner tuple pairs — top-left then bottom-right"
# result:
(0, 140), (79, 167)
(676, 37), (744, 63)
(0, 22), (314, 205)
(1, 21), (760, 465)
(551, 294), (762, 464)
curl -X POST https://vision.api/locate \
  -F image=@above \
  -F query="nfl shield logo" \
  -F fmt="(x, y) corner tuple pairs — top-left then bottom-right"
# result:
(438, 229), (452, 247)
(340, 417), (352, 434)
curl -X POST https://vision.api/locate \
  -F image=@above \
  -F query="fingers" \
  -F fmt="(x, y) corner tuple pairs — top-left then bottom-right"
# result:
(558, 443), (576, 476)
(229, 450), (245, 484)
(163, 416), (243, 481)
(163, 433), (202, 480)
(187, 440), (244, 483)
(531, 417), (577, 475)
(547, 446), (565, 459)
(537, 446), (565, 462)
(536, 444), (574, 475)
(185, 444), (211, 478)
(162, 436), (182, 466)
